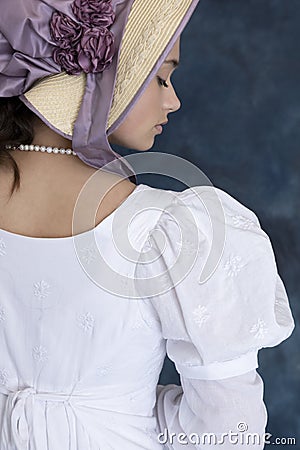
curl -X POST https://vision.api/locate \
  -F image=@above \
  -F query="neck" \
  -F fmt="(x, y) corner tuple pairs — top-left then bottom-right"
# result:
(6, 117), (91, 174)
(31, 118), (73, 149)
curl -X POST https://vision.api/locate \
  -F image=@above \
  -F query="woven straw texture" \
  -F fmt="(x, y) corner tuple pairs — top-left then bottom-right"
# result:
(24, 72), (86, 136)
(24, 0), (194, 136)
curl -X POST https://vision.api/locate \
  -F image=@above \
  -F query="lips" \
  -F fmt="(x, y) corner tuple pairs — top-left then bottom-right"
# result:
(154, 120), (168, 134)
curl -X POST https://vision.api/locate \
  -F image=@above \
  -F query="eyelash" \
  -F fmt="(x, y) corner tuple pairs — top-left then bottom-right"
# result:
(157, 76), (169, 88)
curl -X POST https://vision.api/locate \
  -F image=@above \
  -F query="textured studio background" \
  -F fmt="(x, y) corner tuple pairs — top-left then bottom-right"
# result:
(115, 0), (300, 445)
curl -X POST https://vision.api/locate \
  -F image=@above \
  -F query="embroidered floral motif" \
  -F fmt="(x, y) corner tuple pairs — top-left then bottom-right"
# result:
(0, 368), (8, 385)
(223, 254), (243, 277)
(141, 314), (157, 329)
(32, 345), (49, 362)
(0, 307), (5, 322)
(129, 393), (138, 402)
(77, 312), (95, 332)
(176, 237), (198, 256)
(33, 280), (51, 299)
(50, 0), (116, 74)
(0, 238), (6, 256)
(130, 313), (156, 330)
(192, 305), (210, 328)
(145, 427), (157, 442)
(250, 319), (268, 339)
(130, 319), (143, 330)
(96, 365), (111, 377)
(229, 214), (258, 230)
(185, 359), (204, 367)
(79, 245), (98, 265)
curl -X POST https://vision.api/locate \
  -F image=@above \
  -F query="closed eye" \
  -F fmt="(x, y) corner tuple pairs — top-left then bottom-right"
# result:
(157, 76), (169, 88)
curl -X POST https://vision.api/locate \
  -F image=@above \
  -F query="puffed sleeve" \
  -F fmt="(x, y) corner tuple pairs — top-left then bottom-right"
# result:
(133, 186), (294, 448)
(134, 185), (294, 380)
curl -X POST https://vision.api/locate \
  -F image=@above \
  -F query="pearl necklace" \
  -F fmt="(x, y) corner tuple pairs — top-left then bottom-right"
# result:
(5, 144), (77, 156)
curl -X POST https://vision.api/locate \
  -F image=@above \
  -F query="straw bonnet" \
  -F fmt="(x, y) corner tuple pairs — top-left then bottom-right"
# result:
(0, 0), (199, 178)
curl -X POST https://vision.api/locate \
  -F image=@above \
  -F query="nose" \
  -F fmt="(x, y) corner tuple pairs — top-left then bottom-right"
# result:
(164, 83), (181, 113)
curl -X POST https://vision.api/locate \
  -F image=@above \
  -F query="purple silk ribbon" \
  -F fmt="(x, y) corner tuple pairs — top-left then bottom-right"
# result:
(0, 0), (200, 180)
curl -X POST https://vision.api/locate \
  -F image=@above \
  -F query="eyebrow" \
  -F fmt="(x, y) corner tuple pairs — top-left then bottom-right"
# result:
(163, 59), (180, 68)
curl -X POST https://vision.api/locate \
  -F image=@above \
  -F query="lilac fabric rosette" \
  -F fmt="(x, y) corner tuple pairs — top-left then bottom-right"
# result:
(0, 0), (200, 178)
(50, 13), (82, 49)
(50, 0), (116, 75)
(72, 0), (115, 27)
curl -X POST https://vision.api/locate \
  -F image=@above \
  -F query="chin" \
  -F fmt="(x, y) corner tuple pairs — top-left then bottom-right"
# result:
(137, 143), (154, 151)
(108, 133), (155, 151)
(129, 138), (155, 152)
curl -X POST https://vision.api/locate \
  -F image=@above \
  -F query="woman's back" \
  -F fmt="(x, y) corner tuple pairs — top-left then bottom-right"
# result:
(0, 182), (166, 450)
(0, 151), (136, 239)
(0, 0), (295, 447)
(0, 180), (294, 449)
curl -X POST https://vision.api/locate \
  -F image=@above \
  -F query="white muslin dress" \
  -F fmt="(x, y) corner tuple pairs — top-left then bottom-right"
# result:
(0, 183), (294, 450)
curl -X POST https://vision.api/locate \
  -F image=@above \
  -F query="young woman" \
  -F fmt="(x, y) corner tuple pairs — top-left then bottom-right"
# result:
(0, 0), (294, 449)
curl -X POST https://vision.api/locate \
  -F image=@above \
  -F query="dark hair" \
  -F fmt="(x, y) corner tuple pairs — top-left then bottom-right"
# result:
(0, 97), (35, 197)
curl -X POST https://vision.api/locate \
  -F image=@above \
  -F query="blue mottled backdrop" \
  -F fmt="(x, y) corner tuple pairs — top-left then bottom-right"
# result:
(115, 0), (299, 445)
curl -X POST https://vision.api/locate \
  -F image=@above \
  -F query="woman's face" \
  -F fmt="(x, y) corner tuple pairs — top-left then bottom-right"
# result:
(108, 37), (181, 151)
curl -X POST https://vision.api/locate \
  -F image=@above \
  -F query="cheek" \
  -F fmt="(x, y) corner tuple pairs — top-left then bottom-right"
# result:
(109, 119), (134, 143)
(135, 81), (161, 116)
(131, 93), (158, 125)
(120, 92), (158, 130)
(109, 110), (145, 146)
(108, 82), (160, 143)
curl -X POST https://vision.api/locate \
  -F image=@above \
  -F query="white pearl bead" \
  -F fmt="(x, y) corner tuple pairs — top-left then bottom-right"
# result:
(13, 144), (77, 157)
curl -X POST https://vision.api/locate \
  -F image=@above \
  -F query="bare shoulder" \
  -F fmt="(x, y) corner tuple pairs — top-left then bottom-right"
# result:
(0, 164), (137, 238)
(94, 172), (137, 224)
